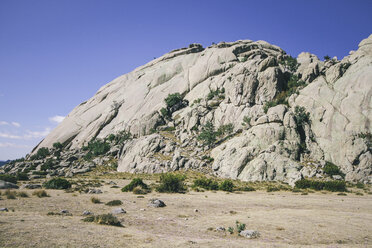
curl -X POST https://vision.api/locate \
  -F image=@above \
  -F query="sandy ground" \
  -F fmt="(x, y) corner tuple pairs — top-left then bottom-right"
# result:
(0, 180), (371, 248)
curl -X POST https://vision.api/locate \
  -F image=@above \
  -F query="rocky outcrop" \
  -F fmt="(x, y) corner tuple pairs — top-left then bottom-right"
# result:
(3, 35), (372, 185)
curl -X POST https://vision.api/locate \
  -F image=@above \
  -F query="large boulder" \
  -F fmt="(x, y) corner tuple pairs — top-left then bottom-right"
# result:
(0, 180), (19, 189)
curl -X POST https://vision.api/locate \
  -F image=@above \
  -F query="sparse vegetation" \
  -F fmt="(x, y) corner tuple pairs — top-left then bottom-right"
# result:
(40, 159), (54, 171)
(83, 139), (110, 156)
(324, 55), (331, 61)
(43, 178), (71, 189)
(32, 190), (49, 198)
(279, 55), (298, 72)
(236, 220), (246, 233)
(82, 213), (122, 227)
(156, 173), (186, 193)
(207, 88), (225, 100)
(105, 200), (122, 206)
(17, 191), (29, 198)
(217, 123), (234, 136)
(294, 106), (310, 127)
(197, 121), (217, 146)
(5, 190), (17, 199)
(242, 116), (251, 127)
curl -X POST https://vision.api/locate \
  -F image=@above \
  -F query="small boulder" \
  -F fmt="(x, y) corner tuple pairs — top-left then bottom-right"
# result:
(82, 210), (92, 216)
(148, 199), (166, 208)
(60, 209), (69, 214)
(240, 230), (260, 239)
(332, 175), (342, 180)
(112, 208), (126, 214)
(0, 208), (9, 212)
(216, 227), (225, 232)
(0, 180), (19, 189)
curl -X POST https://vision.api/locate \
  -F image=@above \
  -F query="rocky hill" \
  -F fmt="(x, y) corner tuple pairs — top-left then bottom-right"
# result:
(2, 35), (371, 185)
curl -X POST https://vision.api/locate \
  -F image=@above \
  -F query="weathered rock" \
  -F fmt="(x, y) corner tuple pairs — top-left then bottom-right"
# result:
(111, 208), (126, 214)
(0, 208), (9, 212)
(0, 180), (19, 189)
(21, 184), (42, 189)
(240, 230), (260, 239)
(82, 210), (92, 215)
(148, 199), (166, 208)
(87, 189), (102, 194)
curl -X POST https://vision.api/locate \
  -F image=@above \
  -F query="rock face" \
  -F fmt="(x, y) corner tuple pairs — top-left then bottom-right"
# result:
(3, 35), (372, 184)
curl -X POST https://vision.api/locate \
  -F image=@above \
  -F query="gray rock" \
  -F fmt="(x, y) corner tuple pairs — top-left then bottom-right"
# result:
(240, 230), (260, 239)
(87, 189), (102, 194)
(21, 184), (42, 189)
(0, 180), (19, 189)
(216, 227), (225, 232)
(0, 208), (9, 212)
(60, 209), (69, 214)
(82, 210), (92, 215)
(111, 208), (126, 214)
(148, 199), (166, 208)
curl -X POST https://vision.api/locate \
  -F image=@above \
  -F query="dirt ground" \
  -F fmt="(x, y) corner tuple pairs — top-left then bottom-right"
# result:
(0, 179), (371, 248)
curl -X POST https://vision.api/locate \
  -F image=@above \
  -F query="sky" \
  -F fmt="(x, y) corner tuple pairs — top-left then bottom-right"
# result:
(0, 0), (371, 160)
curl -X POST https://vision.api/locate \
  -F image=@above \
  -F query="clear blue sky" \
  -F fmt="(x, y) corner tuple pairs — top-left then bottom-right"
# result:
(0, 0), (371, 160)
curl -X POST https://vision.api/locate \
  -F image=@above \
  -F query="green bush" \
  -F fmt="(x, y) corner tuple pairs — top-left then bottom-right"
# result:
(279, 56), (298, 72)
(165, 93), (182, 108)
(17, 191), (29, 198)
(105, 200), (122, 206)
(0, 174), (17, 184)
(30, 147), (50, 160)
(32, 171), (48, 176)
(91, 197), (101, 204)
(219, 180), (234, 192)
(43, 178), (71, 189)
(356, 182), (365, 189)
(217, 123), (234, 136)
(197, 121), (217, 146)
(193, 177), (219, 190)
(242, 116), (251, 126)
(84, 139), (110, 156)
(83, 213), (122, 227)
(52, 142), (63, 150)
(294, 106), (310, 127)
(16, 172), (29, 181)
(295, 179), (346, 192)
(156, 173), (186, 193)
(324, 55), (331, 61)
(323, 162), (344, 177)
(207, 88), (225, 100)
(121, 178), (149, 192)
(324, 180), (346, 192)
(41, 159), (54, 171)
(236, 221), (246, 233)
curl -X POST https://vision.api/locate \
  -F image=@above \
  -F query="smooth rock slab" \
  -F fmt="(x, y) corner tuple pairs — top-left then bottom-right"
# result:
(148, 199), (166, 208)
(240, 230), (260, 239)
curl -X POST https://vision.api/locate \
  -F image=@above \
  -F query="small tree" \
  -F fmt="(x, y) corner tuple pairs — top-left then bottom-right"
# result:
(197, 121), (217, 146)
(324, 55), (331, 61)
(53, 142), (63, 150)
(165, 93), (182, 108)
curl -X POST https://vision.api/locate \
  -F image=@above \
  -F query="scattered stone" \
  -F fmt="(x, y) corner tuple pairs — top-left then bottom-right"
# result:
(82, 210), (92, 215)
(140, 208), (146, 211)
(332, 175), (342, 180)
(148, 199), (166, 208)
(240, 230), (260, 239)
(21, 184), (42, 189)
(60, 209), (69, 214)
(112, 208), (126, 214)
(216, 227), (225, 232)
(108, 181), (116, 185)
(88, 189), (102, 194)
(0, 208), (9, 212)
(0, 180), (19, 189)
(194, 209), (199, 212)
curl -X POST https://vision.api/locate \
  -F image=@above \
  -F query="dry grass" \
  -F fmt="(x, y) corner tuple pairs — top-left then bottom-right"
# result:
(0, 179), (371, 247)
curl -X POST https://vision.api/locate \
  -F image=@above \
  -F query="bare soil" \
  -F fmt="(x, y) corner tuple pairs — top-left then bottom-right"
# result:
(0, 179), (371, 248)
